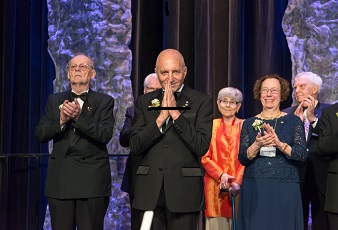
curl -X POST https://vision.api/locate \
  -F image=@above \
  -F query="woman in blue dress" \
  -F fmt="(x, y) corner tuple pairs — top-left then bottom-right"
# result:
(237, 74), (307, 230)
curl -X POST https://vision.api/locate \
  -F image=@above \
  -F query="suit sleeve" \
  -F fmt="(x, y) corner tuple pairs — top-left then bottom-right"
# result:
(318, 107), (338, 156)
(129, 96), (164, 155)
(119, 107), (133, 147)
(171, 96), (213, 157)
(35, 95), (66, 143)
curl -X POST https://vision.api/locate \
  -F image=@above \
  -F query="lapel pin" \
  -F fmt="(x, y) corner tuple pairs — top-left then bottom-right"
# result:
(87, 107), (92, 111)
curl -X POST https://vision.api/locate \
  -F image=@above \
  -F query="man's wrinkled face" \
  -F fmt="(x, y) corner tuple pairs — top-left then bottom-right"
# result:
(293, 75), (317, 105)
(155, 52), (186, 93)
(67, 55), (96, 88)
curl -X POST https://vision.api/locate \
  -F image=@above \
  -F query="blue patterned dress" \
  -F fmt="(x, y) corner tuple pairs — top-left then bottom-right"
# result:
(237, 114), (307, 230)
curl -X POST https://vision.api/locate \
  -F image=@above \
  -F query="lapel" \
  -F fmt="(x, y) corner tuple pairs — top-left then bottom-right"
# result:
(82, 89), (95, 116)
(148, 90), (163, 119)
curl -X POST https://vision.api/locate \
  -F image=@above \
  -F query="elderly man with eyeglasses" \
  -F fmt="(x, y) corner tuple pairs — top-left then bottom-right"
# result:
(283, 72), (330, 230)
(36, 53), (114, 230)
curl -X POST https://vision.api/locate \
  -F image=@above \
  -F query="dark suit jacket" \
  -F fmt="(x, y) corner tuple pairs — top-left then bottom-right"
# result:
(36, 89), (114, 199)
(130, 86), (213, 212)
(318, 102), (338, 213)
(283, 102), (330, 195)
(120, 106), (142, 196)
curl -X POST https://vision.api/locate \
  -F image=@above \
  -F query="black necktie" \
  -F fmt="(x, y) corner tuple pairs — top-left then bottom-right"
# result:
(174, 92), (181, 101)
(71, 92), (88, 102)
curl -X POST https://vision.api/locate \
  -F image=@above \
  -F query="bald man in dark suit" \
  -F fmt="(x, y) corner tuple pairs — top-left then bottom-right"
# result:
(130, 49), (213, 229)
(120, 73), (161, 230)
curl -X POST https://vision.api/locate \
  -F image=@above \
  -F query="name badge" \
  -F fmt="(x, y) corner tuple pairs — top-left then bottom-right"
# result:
(260, 146), (276, 157)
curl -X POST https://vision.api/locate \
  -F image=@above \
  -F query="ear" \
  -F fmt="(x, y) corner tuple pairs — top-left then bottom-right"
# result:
(312, 84), (318, 95)
(90, 69), (96, 80)
(183, 66), (187, 78)
(237, 102), (242, 111)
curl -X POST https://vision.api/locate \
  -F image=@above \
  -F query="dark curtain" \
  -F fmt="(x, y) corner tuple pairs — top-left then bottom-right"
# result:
(0, 0), (54, 229)
(131, 0), (292, 118)
(1, 0), (291, 229)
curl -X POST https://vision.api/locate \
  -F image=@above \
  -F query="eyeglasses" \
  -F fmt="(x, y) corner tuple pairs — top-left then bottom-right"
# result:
(219, 100), (239, 106)
(261, 88), (280, 95)
(69, 63), (93, 71)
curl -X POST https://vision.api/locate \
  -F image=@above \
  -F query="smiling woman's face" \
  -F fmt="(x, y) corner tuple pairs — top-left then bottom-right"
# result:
(260, 78), (281, 110)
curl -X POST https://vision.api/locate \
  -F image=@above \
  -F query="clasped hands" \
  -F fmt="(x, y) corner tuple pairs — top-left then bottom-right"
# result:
(60, 99), (81, 126)
(219, 173), (240, 196)
(294, 95), (316, 122)
(156, 81), (181, 128)
(254, 123), (283, 149)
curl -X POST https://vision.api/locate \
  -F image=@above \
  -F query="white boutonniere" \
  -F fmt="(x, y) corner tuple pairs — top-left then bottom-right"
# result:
(59, 104), (63, 111)
(252, 119), (263, 132)
(336, 112), (338, 117)
(148, 98), (161, 108)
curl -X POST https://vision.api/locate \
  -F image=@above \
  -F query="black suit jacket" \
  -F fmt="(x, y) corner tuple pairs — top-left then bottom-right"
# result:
(130, 86), (213, 212)
(36, 89), (114, 199)
(283, 102), (330, 195)
(318, 102), (338, 213)
(120, 106), (142, 196)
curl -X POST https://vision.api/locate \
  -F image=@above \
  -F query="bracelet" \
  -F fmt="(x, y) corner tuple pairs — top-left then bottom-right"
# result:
(282, 143), (288, 152)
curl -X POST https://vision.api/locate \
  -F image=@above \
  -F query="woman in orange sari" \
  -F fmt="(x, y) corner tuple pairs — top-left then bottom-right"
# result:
(202, 87), (244, 230)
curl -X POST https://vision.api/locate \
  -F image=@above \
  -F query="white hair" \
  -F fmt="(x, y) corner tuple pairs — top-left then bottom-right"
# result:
(217, 87), (243, 103)
(294, 72), (323, 92)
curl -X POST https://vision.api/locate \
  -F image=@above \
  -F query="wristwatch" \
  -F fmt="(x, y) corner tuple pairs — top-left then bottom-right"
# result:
(310, 117), (318, 124)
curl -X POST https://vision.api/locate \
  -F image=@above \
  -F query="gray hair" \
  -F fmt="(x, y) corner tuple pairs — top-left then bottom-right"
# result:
(218, 87), (243, 103)
(294, 72), (323, 93)
(143, 73), (158, 87)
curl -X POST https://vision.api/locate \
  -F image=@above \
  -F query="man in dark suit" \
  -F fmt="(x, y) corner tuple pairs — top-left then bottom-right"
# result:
(120, 73), (161, 230)
(318, 102), (338, 230)
(130, 49), (213, 229)
(36, 53), (114, 230)
(283, 72), (330, 230)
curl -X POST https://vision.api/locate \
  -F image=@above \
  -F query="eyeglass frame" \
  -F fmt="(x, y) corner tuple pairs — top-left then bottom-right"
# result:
(68, 63), (94, 71)
(260, 87), (280, 95)
(219, 99), (239, 106)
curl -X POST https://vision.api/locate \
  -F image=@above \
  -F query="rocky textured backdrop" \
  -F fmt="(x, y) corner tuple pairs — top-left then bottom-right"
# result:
(282, 0), (338, 104)
(45, 0), (132, 229)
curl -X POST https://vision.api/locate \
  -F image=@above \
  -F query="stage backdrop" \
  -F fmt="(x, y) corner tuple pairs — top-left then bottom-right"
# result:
(1, 0), (337, 229)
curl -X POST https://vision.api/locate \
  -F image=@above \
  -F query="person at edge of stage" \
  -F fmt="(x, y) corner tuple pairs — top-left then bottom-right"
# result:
(283, 71), (330, 230)
(36, 53), (114, 230)
(318, 101), (338, 230)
